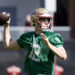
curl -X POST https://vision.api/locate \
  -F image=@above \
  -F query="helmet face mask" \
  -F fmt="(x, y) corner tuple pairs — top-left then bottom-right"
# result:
(31, 8), (52, 31)
(38, 17), (51, 29)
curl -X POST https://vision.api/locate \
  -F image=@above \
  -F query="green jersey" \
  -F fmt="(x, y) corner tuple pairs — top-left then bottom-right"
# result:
(17, 31), (63, 75)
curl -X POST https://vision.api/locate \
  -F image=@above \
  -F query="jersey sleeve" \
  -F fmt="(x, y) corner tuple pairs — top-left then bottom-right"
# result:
(17, 33), (31, 49)
(49, 33), (63, 47)
(17, 34), (25, 48)
(17, 34), (24, 48)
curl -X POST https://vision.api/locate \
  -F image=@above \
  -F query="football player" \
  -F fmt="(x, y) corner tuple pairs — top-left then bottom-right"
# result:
(3, 8), (67, 75)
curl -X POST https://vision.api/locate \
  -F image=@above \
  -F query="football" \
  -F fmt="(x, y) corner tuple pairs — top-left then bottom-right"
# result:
(0, 12), (10, 26)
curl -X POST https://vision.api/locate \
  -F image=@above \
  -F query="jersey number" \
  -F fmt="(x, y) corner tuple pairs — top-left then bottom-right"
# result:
(28, 44), (41, 62)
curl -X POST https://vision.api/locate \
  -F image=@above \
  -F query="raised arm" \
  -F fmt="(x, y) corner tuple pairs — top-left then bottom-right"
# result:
(3, 19), (21, 50)
(40, 33), (67, 60)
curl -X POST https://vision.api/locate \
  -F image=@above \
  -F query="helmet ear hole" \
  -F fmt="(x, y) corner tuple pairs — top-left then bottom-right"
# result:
(31, 15), (38, 26)
(33, 24), (35, 26)
(32, 19), (37, 26)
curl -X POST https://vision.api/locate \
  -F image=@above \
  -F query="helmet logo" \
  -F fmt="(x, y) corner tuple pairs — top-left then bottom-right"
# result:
(37, 13), (44, 15)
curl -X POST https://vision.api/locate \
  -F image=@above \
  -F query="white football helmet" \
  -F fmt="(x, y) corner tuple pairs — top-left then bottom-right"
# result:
(31, 8), (52, 30)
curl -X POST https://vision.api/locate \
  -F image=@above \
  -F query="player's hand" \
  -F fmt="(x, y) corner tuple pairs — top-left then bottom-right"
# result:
(5, 18), (11, 26)
(40, 33), (49, 45)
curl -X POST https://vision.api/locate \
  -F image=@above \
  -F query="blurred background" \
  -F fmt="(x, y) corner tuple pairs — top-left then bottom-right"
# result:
(0, 0), (75, 75)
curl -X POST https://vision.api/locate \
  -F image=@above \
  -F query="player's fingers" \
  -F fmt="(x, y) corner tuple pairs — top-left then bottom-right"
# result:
(6, 18), (11, 24)
(40, 33), (47, 39)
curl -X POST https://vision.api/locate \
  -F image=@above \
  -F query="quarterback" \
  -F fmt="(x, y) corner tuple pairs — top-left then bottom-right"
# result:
(3, 8), (67, 75)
